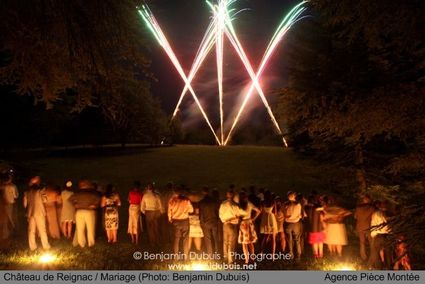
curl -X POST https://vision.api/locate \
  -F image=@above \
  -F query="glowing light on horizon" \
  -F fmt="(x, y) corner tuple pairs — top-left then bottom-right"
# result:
(138, 1), (307, 146)
(321, 261), (361, 271)
(39, 252), (57, 264)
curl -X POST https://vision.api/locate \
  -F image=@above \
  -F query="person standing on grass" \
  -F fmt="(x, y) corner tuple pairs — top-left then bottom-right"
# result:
(168, 187), (193, 259)
(305, 196), (326, 259)
(219, 189), (240, 264)
(369, 200), (391, 269)
(23, 176), (51, 251)
(161, 182), (175, 244)
(354, 195), (376, 261)
(100, 184), (121, 243)
(141, 183), (163, 248)
(70, 180), (100, 248)
(128, 181), (143, 244)
(43, 184), (62, 239)
(283, 191), (304, 261)
(274, 196), (286, 253)
(188, 201), (204, 253)
(1, 173), (19, 234)
(60, 181), (75, 239)
(323, 196), (352, 258)
(238, 191), (261, 264)
(260, 190), (278, 257)
(199, 187), (220, 258)
(0, 192), (9, 247)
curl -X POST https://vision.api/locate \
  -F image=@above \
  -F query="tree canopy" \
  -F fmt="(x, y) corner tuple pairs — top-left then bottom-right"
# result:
(0, 0), (150, 109)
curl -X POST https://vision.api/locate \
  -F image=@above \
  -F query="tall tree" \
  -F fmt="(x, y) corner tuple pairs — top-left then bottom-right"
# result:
(277, 0), (425, 193)
(0, 0), (150, 108)
(100, 78), (169, 146)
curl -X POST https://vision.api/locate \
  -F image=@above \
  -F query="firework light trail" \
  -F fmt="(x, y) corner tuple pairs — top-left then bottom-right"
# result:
(216, 1), (225, 144)
(221, 1), (307, 146)
(138, 5), (222, 145)
(138, 1), (307, 146)
(171, 17), (218, 120)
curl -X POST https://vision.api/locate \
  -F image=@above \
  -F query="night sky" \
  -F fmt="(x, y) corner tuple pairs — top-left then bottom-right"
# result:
(145, 0), (302, 129)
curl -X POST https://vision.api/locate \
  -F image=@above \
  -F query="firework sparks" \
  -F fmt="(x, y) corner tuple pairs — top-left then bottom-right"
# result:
(138, 1), (307, 146)
(138, 6), (222, 145)
(222, 1), (307, 145)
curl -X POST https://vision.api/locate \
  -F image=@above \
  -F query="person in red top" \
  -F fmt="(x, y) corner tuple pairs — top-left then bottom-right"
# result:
(127, 181), (143, 244)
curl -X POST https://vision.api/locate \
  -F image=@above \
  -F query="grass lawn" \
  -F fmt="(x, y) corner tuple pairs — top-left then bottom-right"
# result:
(18, 145), (353, 196)
(1, 145), (365, 270)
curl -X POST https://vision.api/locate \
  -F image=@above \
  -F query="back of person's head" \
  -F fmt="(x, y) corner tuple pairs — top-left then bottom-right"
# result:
(226, 189), (235, 200)
(361, 194), (372, 204)
(78, 179), (93, 191)
(296, 193), (305, 203)
(327, 196), (337, 206)
(166, 182), (174, 190)
(249, 186), (256, 194)
(211, 189), (219, 201)
(133, 181), (141, 188)
(264, 192), (274, 207)
(146, 183), (154, 191)
(275, 196), (282, 207)
(378, 200), (390, 211)
(287, 191), (297, 201)
(307, 194), (316, 205)
(202, 186), (209, 195)
(29, 175), (41, 187)
(0, 173), (12, 184)
(105, 184), (115, 197)
(264, 189), (271, 200)
(239, 191), (248, 210)
(320, 195), (328, 206)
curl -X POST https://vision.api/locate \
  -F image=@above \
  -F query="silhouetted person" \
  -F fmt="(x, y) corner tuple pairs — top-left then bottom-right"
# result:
(354, 195), (375, 261)
(199, 187), (220, 257)
(219, 189), (240, 264)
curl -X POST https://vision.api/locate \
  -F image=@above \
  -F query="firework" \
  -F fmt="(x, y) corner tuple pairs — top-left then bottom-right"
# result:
(138, 1), (307, 146)
(138, 6), (221, 145)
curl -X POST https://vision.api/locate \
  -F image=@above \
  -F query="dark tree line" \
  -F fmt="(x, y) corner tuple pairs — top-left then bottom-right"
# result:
(277, 0), (425, 250)
(0, 0), (172, 146)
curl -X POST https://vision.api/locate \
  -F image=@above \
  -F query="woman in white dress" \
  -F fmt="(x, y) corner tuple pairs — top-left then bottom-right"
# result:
(60, 181), (75, 239)
(188, 202), (204, 252)
(323, 196), (352, 257)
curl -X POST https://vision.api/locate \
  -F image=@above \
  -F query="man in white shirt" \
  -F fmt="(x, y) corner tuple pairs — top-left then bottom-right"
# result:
(219, 189), (240, 264)
(2, 174), (19, 231)
(283, 191), (304, 260)
(168, 187), (193, 258)
(369, 201), (391, 269)
(141, 183), (164, 248)
(23, 176), (50, 251)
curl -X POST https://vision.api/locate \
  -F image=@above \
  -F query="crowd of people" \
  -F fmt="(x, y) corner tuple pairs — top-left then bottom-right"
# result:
(0, 171), (411, 270)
